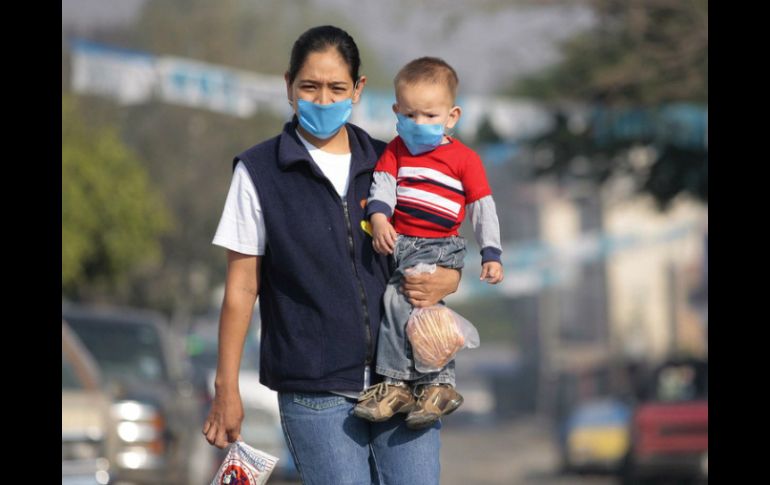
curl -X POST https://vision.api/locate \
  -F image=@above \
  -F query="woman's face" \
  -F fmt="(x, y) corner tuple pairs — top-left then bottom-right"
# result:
(286, 48), (366, 111)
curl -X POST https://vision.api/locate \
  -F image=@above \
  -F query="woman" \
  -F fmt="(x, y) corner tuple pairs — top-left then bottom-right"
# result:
(202, 25), (460, 485)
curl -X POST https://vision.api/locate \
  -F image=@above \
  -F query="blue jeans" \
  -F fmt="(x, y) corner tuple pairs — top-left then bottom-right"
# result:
(376, 235), (466, 385)
(278, 391), (441, 485)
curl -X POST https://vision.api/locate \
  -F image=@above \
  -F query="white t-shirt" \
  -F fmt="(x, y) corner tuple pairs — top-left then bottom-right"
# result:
(212, 131), (352, 255)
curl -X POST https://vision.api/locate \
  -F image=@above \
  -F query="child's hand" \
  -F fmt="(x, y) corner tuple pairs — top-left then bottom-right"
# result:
(480, 261), (503, 284)
(371, 213), (397, 255)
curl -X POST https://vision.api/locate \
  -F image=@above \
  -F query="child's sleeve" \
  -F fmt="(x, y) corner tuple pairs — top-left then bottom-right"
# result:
(462, 150), (501, 263)
(468, 196), (502, 264)
(365, 140), (399, 219)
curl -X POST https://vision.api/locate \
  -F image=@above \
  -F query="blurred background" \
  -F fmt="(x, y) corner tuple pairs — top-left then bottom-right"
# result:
(62, 1), (707, 484)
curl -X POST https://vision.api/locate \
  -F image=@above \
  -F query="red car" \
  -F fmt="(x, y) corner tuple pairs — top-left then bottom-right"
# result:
(622, 358), (708, 485)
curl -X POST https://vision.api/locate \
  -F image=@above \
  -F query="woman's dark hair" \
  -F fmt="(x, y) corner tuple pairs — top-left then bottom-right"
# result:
(287, 25), (361, 84)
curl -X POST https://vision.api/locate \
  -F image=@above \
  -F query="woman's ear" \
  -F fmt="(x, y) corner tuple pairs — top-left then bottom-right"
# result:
(352, 75), (367, 104)
(392, 103), (399, 114)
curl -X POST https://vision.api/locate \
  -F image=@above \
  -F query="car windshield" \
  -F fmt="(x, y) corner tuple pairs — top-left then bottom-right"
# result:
(62, 356), (82, 390)
(655, 362), (708, 402)
(66, 316), (168, 384)
(187, 324), (260, 372)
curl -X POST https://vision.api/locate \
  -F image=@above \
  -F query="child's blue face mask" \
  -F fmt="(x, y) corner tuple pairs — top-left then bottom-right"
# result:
(395, 113), (445, 155)
(297, 98), (352, 139)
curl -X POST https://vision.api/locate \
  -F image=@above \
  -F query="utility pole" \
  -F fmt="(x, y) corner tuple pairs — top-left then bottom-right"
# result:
(667, 262), (679, 357)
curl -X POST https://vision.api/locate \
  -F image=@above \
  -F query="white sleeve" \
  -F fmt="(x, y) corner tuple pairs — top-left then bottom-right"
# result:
(212, 161), (267, 255)
(366, 171), (397, 217)
(467, 195), (502, 261)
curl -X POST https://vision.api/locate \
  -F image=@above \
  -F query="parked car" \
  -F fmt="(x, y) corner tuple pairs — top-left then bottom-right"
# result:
(186, 310), (299, 481)
(63, 304), (214, 485)
(559, 397), (632, 474)
(622, 358), (708, 485)
(62, 320), (116, 485)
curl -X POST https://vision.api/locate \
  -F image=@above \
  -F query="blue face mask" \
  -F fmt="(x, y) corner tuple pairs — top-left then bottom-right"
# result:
(297, 98), (352, 139)
(396, 113), (445, 156)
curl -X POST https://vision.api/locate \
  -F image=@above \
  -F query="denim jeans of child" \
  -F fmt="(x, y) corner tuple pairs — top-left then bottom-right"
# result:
(375, 234), (466, 386)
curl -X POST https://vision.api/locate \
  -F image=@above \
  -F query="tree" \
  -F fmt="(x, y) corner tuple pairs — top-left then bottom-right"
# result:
(62, 94), (171, 300)
(62, 0), (394, 320)
(513, 0), (707, 105)
(511, 0), (707, 208)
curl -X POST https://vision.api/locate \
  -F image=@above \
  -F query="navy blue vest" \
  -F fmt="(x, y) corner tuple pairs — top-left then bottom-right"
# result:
(234, 120), (390, 392)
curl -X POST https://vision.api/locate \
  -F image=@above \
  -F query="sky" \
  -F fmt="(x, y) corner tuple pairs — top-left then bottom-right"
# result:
(62, 0), (595, 95)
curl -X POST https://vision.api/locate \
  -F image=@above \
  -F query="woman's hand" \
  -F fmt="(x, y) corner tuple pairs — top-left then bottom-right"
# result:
(401, 265), (461, 307)
(202, 386), (244, 449)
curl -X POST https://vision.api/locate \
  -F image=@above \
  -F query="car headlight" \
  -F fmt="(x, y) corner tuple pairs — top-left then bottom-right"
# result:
(117, 421), (160, 442)
(116, 447), (164, 470)
(111, 401), (158, 422)
(111, 400), (166, 456)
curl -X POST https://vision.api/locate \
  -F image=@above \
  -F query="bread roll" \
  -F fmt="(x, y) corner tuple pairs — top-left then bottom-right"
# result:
(407, 306), (465, 370)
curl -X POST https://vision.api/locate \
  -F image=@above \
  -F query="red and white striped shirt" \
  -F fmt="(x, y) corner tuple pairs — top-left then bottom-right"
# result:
(372, 136), (492, 238)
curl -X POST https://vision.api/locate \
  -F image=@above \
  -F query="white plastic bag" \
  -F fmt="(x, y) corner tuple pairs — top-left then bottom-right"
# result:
(404, 263), (480, 373)
(210, 440), (279, 485)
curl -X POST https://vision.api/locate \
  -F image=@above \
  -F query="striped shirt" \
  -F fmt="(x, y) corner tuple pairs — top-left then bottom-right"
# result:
(369, 136), (492, 238)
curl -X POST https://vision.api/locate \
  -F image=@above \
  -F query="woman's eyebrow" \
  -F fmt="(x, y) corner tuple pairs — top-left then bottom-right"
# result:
(298, 79), (350, 86)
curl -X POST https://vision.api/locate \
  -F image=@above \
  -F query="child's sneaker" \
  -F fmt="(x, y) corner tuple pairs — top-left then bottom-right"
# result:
(352, 381), (416, 422)
(405, 384), (464, 429)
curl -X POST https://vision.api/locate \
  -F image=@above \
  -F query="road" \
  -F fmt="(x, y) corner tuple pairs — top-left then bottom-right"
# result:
(270, 415), (618, 485)
(439, 416), (618, 485)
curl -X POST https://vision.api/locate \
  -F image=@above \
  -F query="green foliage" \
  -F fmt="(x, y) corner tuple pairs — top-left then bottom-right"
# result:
(528, 107), (708, 209)
(116, 102), (285, 316)
(62, 0), (396, 317)
(512, 0), (707, 105)
(62, 94), (171, 298)
(510, 0), (707, 209)
(475, 115), (504, 144)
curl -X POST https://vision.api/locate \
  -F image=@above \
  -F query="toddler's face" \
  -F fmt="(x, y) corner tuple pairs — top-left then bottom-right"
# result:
(393, 81), (461, 131)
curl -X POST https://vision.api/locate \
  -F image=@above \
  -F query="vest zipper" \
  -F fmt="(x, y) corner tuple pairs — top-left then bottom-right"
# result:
(341, 199), (374, 367)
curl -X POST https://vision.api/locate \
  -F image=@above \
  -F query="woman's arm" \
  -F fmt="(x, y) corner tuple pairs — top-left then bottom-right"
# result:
(401, 266), (461, 308)
(203, 250), (261, 449)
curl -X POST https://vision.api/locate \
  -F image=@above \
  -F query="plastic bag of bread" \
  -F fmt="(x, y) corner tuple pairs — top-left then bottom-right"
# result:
(406, 304), (480, 373)
(210, 440), (279, 485)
